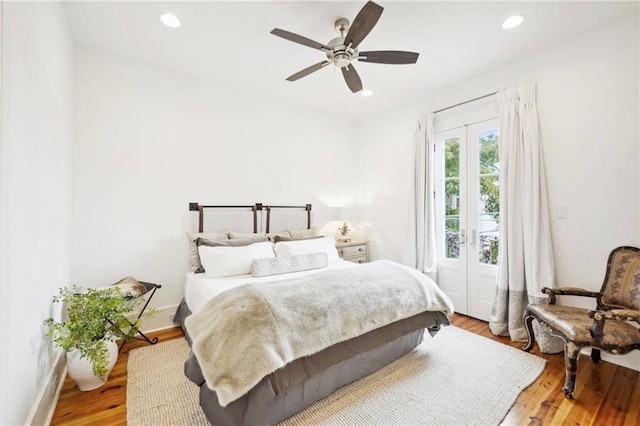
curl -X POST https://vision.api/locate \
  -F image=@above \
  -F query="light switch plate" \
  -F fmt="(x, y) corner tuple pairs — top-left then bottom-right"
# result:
(555, 206), (567, 219)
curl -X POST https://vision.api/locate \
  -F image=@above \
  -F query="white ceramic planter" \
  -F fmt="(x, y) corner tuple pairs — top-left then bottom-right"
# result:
(66, 339), (118, 391)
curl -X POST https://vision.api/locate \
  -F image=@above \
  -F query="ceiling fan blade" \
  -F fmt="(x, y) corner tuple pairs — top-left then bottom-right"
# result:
(359, 51), (419, 64)
(271, 28), (330, 51)
(341, 65), (363, 93)
(344, 1), (384, 49)
(286, 61), (330, 82)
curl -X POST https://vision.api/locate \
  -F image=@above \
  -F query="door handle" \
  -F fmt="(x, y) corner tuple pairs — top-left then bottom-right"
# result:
(460, 229), (466, 248)
(470, 229), (477, 248)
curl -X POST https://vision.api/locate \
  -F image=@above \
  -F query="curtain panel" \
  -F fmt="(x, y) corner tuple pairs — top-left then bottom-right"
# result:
(405, 113), (438, 282)
(489, 83), (559, 350)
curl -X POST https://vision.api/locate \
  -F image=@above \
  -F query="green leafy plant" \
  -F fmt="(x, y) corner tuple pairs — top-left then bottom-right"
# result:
(44, 285), (150, 380)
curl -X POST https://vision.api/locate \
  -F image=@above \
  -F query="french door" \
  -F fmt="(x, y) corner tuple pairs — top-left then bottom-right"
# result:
(434, 119), (500, 321)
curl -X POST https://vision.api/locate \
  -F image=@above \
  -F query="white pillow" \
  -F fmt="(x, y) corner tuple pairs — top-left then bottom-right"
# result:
(186, 231), (229, 272)
(198, 241), (275, 278)
(274, 235), (340, 262)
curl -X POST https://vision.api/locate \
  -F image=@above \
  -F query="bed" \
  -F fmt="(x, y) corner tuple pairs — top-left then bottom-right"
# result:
(177, 203), (454, 425)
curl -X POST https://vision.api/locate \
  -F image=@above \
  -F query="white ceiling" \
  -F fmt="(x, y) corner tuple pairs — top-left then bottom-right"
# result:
(62, 1), (638, 120)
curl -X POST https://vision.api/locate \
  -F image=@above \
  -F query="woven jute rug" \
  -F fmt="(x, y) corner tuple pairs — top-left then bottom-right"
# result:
(127, 326), (545, 425)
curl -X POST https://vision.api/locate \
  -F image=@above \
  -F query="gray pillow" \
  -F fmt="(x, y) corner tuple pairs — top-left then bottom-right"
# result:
(250, 252), (328, 277)
(286, 227), (317, 239)
(195, 236), (268, 247)
(194, 236), (269, 273)
(266, 231), (291, 242)
(228, 231), (268, 242)
(272, 235), (323, 243)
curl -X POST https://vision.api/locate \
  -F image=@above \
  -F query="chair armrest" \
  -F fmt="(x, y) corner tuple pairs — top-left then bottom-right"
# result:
(587, 309), (640, 339)
(588, 309), (640, 323)
(542, 287), (601, 305)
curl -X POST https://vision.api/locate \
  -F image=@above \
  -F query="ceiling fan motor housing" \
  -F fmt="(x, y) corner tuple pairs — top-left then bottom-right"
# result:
(326, 36), (358, 68)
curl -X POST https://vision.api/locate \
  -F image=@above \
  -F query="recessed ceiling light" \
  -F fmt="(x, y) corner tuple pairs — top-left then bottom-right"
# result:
(361, 89), (374, 97)
(501, 15), (524, 30)
(160, 13), (181, 28)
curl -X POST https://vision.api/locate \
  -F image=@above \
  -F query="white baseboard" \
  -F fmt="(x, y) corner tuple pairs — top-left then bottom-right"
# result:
(25, 351), (66, 426)
(138, 303), (179, 333)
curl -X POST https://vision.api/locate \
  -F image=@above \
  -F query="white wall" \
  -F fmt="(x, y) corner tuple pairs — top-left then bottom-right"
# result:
(0, 2), (74, 425)
(358, 15), (639, 369)
(72, 48), (358, 314)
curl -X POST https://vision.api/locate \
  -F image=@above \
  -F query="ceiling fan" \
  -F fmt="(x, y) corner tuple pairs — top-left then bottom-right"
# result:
(270, 1), (419, 94)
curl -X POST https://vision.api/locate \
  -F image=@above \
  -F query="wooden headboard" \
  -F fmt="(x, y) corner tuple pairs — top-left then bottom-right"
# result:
(189, 202), (312, 233)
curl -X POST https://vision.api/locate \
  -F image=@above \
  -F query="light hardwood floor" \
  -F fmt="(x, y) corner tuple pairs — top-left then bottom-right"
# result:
(51, 314), (640, 425)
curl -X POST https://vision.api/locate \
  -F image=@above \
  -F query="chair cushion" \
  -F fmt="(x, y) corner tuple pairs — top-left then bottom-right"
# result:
(527, 304), (640, 347)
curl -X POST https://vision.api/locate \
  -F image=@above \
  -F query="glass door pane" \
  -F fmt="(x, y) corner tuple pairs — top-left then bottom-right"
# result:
(444, 138), (461, 259)
(477, 129), (500, 265)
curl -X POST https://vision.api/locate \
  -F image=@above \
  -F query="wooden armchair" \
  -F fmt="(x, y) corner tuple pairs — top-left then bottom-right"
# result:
(522, 246), (640, 398)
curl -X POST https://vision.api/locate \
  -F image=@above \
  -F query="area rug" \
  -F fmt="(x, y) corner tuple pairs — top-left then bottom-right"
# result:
(127, 326), (545, 425)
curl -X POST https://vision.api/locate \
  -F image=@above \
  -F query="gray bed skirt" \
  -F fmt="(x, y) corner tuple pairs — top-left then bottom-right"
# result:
(174, 298), (193, 344)
(177, 298), (449, 425)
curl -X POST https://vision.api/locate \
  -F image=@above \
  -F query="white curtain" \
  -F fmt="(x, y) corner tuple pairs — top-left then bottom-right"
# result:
(405, 113), (438, 282)
(489, 82), (556, 343)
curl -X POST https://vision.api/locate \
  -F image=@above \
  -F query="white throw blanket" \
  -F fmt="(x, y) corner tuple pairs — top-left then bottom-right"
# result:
(185, 260), (454, 407)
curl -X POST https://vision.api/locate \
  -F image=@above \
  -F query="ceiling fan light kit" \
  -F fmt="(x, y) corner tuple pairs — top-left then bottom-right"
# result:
(270, 1), (419, 94)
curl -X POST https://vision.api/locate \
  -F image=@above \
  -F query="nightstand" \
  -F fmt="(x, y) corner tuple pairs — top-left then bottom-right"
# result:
(336, 240), (369, 264)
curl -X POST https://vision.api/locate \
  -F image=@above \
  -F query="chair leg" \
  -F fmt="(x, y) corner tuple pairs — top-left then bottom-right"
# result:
(522, 313), (536, 351)
(563, 342), (580, 399)
(591, 348), (601, 363)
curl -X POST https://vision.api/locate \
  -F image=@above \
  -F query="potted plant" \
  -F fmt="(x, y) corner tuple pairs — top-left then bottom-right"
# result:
(44, 285), (148, 391)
